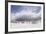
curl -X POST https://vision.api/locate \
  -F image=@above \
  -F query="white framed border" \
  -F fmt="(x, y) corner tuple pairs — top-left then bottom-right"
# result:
(8, 2), (44, 32)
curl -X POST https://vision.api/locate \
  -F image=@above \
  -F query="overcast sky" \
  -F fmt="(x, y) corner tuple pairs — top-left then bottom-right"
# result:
(11, 5), (41, 14)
